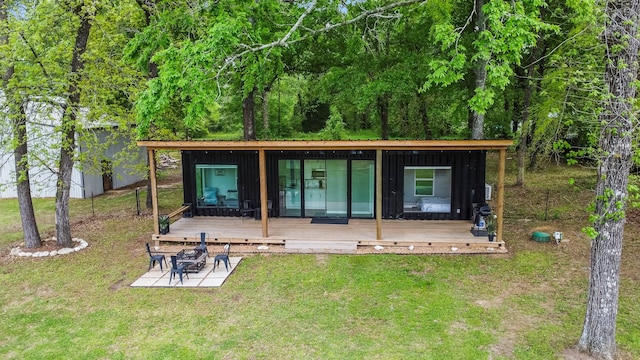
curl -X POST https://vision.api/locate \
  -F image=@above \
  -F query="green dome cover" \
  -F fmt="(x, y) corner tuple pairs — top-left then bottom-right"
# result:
(532, 231), (551, 242)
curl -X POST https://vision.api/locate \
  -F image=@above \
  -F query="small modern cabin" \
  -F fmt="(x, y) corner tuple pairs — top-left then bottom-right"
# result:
(139, 140), (512, 251)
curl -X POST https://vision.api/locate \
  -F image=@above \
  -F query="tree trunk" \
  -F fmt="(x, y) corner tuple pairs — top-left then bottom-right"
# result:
(55, 5), (92, 247)
(516, 66), (534, 187)
(262, 89), (269, 138)
(4, 72), (42, 248)
(577, 0), (639, 358)
(470, 0), (486, 140)
(146, 153), (153, 209)
(135, 0), (158, 209)
(12, 91), (42, 248)
(528, 45), (548, 170)
(242, 87), (256, 140)
(145, 62), (157, 209)
(516, 34), (545, 185)
(418, 93), (432, 139)
(377, 95), (389, 140)
(1, 2), (42, 248)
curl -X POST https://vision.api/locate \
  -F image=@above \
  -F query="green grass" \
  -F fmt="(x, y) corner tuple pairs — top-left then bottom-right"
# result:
(1, 159), (639, 359)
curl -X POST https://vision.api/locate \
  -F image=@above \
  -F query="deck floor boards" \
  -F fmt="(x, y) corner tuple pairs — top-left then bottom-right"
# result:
(152, 217), (507, 254)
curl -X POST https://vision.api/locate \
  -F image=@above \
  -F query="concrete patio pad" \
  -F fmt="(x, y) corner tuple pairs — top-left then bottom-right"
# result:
(131, 256), (242, 288)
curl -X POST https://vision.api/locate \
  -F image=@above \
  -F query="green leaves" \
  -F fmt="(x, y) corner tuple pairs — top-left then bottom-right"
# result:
(425, 0), (559, 116)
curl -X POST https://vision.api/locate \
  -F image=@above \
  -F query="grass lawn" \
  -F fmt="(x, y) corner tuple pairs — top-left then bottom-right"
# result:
(1, 154), (639, 359)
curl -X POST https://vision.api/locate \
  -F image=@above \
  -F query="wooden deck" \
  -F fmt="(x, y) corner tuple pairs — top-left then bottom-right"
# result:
(151, 217), (507, 254)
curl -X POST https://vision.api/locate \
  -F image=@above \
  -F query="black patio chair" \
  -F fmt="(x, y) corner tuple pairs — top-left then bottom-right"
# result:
(242, 200), (273, 221)
(169, 255), (189, 284)
(241, 200), (258, 221)
(213, 243), (231, 272)
(146, 243), (168, 272)
(195, 232), (209, 255)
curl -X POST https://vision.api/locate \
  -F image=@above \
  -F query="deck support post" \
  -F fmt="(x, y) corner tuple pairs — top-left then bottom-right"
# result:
(496, 148), (506, 242)
(376, 149), (382, 240)
(259, 149), (268, 238)
(148, 149), (159, 246)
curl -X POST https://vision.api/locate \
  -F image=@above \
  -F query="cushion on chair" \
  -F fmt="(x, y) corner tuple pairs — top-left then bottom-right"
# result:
(204, 187), (218, 206)
(226, 190), (238, 208)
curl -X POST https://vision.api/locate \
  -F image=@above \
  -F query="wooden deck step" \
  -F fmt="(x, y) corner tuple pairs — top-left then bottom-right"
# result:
(285, 240), (358, 254)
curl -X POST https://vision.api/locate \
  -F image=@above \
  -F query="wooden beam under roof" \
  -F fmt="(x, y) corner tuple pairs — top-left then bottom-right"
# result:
(138, 139), (513, 151)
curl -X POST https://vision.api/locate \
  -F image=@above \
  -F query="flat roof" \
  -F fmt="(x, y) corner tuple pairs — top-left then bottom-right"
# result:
(138, 139), (513, 151)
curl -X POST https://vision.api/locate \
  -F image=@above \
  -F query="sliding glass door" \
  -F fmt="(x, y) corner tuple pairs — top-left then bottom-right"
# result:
(302, 159), (348, 217)
(303, 159), (327, 217)
(280, 158), (373, 219)
(278, 160), (301, 217)
(325, 159), (348, 217)
(351, 160), (374, 218)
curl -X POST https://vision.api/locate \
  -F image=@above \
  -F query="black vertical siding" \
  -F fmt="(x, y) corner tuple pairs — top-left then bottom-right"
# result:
(383, 150), (486, 220)
(182, 150), (260, 217)
(181, 149), (486, 220)
(266, 152), (280, 215)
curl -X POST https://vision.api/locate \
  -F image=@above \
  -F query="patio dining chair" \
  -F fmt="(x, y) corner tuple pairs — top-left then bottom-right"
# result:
(195, 232), (209, 255)
(146, 243), (168, 272)
(241, 200), (273, 221)
(213, 243), (231, 272)
(241, 200), (258, 221)
(169, 255), (190, 284)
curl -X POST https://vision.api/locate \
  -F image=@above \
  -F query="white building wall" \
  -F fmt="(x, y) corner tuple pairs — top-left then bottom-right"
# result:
(97, 130), (147, 190)
(0, 147), (86, 199)
(0, 98), (145, 199)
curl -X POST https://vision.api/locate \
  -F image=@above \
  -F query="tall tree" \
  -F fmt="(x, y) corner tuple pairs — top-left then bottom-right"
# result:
(55, 1), (94, 247)
(1, 0), (42, 248)
(134, 0), (158, 209)
(577, 0), (639, 358)
(470, 0), (487, 140)
(515, 37), (543, 186)
(425, 0), (556, 139)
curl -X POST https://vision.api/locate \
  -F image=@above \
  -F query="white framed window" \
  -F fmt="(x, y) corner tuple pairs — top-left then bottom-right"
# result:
(403, 166), (452, 213)
(414, 168), (435, 196)
(195, 164), (239, 208)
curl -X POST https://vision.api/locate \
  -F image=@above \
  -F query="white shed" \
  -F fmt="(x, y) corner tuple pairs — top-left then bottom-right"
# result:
(0, 97), (147, 199)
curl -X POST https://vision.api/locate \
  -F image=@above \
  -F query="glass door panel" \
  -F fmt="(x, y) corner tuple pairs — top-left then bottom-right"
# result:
(325, 160), (348, 217)
(351, 160), (374, 218)
(303, 159), (326, 217)
(278, 160), (301, 217)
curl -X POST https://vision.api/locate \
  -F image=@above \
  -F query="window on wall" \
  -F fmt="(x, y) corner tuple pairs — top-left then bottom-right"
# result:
(195, 165), (239, 209)
(403, 166), (452, 213)
(414, 169), (434, 196)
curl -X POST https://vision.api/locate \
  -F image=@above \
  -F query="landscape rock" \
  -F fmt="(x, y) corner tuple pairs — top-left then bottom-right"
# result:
(10, 238), (89, 258)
